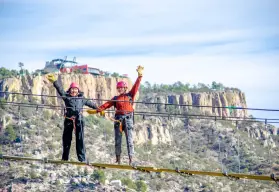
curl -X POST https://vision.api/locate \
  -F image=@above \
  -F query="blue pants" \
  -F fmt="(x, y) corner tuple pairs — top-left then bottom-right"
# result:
(114, 114), (134, 157)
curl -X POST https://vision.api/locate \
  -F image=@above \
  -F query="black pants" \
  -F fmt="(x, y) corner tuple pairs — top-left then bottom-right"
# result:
(62, 118), (86, 162)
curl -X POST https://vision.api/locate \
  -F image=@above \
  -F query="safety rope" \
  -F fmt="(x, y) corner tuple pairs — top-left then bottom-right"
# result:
(2, 91), (279, 112)
(2, 101), (279, 124)
(107, 116), (123, 133)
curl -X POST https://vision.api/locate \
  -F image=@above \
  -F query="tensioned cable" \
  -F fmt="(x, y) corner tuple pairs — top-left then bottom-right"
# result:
(2, 101), (279, 124)
(1, 91), (279, 112)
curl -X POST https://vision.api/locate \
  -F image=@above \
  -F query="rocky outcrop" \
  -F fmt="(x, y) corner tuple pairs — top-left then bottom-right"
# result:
(243, 123), (277, 148)
(0, 113), (12, 132)
(134, 117), (173, 145)
(140, 91), (248, 118)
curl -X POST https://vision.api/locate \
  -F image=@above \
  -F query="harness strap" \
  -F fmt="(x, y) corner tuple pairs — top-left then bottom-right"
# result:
(108, 117), (123, 133)
(64, 116), (77, 134)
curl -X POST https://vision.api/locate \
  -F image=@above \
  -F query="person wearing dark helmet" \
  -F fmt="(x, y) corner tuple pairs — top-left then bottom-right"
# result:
(88, 66), (144, 165)
(46, 74), (103, 162)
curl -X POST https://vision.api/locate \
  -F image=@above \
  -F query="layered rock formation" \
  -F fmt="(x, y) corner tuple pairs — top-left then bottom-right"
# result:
(141, 91), (248, 118)
(0, 74), (133, 107)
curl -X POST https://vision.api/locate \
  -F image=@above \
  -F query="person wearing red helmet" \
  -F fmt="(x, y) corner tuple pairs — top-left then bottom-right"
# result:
(94, 66), (144, 165)
(46, 74), (99, 162)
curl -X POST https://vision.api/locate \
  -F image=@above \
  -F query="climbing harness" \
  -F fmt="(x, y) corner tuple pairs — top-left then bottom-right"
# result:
(64, 116), (77, 134)
(63, 108), (81, 135)
(113, 93), (135, 124)
(108, 116), (123, 133)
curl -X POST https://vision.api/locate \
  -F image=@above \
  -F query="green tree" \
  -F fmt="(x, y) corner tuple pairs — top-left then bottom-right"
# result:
(0, 67), (18, 79)
(211, 81), (224, 90)
(84, 167), (89, 176)
(18, 62), (24, 69)
(144, 81), (151, 89)
(111, 72), (120, 78)
(91, 169), (106, 184)
(121, 178), (136, 189)
(197, 83), (210, 92)
(5, 124), (16, 141)
(135, 180), (148, 192)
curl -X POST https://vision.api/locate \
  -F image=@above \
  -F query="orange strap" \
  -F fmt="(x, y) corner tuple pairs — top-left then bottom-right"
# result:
(65, 116), (76, 134)
(108, 117), (123, 133)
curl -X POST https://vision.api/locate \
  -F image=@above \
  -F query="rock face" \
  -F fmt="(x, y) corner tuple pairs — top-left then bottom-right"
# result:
(134, 117), (173, 145)
(141, 91), (248, 118)
(243, 123), (277, 148)
(0, 74), (133, 108)
(0, 74), (247, 119)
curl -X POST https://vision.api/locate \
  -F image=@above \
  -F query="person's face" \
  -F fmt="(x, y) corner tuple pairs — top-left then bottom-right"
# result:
(70, 88), (79, 97)
(117, 87), (126, 94)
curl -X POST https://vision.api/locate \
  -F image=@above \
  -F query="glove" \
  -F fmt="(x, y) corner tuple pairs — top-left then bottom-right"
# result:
(136, 65), (144, 77)
(87, 109), (105, 117)
(46, 74), (56, 83)
(87, 109), (97, 114)
(99, 111), (105, 117)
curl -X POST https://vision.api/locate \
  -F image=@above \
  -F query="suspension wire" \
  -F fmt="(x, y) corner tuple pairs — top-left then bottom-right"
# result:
(145, 117), (151, 164)
(18, 106), (23, 156)
(215, 117), (223, 172)
(2, 101), (279, 124)
(265, 119), (273, 175)
(2, 91), (279, 112)
(102, 119), (107, 163)
(35, 106), (41, 156)
(188, 119), (192, 170)
(2, 100), (279, 122)
(236, 121), (240, 173)
(170, 117), (175, 168)
(184, 117), (190, 169)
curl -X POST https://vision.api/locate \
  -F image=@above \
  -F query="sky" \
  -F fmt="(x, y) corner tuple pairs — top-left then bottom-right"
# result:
(0, 0), (279, 122)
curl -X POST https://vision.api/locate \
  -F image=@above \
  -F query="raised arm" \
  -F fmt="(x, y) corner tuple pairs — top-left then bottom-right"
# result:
(129, 76), (142, 99)
(53, 81), (66, 97)
(129, 65), (144, 99)
(46, 74), (66, 97)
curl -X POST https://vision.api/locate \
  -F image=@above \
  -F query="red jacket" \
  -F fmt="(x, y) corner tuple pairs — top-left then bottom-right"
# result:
(98, 76), (142, 115)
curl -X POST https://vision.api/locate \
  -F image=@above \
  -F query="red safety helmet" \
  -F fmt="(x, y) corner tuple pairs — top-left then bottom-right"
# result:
(117, 81), (128, 88)
(68, 82), (79, 91)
